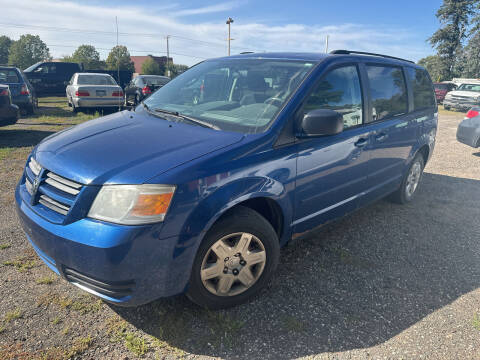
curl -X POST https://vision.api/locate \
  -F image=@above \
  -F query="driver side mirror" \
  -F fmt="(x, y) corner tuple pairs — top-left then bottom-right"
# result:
(297, 109), (344, 137)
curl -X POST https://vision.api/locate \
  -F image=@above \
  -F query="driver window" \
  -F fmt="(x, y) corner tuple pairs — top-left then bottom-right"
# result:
(304, 65), (363, 129)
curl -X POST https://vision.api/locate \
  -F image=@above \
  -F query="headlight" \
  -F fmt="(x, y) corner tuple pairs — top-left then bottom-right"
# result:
(88, 184), (175, 225)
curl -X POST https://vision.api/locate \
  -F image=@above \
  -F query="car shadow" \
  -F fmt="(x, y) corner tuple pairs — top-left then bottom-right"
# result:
(0, 129), (55, 148)
(111, 172), (480, 359)
(473, 151), (480, 157)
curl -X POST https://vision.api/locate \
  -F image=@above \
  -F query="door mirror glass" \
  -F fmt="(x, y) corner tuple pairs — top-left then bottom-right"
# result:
(298, 109), (344, 137)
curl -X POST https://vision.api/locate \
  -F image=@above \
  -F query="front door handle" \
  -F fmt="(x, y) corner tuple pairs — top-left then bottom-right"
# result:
(354, 138), (368, 148)
(375, 133), (388, 142)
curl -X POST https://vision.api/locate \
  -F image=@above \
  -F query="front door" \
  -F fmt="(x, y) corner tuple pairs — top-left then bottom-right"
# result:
(293, 64), (373, 235)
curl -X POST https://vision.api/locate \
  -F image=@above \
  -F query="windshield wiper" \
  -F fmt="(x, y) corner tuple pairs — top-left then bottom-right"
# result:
(154, 108), (219, 130)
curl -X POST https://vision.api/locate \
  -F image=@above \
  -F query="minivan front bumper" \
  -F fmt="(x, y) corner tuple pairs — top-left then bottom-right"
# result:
(15, 184), (198, 306)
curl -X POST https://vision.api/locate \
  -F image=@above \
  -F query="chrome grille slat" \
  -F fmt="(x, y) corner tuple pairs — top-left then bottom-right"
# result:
(39, 195), (69, 215)
(45, 178), (80, 195)
(25, 158), (84, 217)
(25, 179), (33, 195)
(46, 172), (82, 189)
(28, 158), (41, 176)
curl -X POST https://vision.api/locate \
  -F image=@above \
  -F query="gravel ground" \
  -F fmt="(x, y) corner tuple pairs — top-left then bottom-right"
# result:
(0, 102), (479, 360)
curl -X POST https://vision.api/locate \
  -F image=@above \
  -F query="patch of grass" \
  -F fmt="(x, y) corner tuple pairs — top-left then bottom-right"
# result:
(4, 308), (22, 323)
(0, 147), (12, 161)
(105, 316), (128, 343)
(282, 315), (306, 333)
(124, 332), (148, 357)
(473, 313), (480, 330)
(36, 276), (55, 285)
(0, 325), (5, 334)
(70, 298), (103, 314)
(203, 311), (245, 349)
(150, 337), (186, 358)
(62, 326), (70, 336)
(3, 256), (36, 272)
(64, 335), (93, 359)
(0, 243), (11, 250)
(51, 316), (61, 325)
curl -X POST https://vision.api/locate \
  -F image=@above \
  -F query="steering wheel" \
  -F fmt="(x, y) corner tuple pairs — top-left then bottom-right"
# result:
(264, 97), (283, 107)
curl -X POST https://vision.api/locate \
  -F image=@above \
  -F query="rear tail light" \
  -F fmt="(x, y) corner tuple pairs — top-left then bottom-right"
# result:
(75, 90), (90, 97)
(142, 86), (152, 95)
(0, 89), (8, 96)
(112, 91), (124, 97)
(20, 84), (29, 95)
(466, 109), (479, 118)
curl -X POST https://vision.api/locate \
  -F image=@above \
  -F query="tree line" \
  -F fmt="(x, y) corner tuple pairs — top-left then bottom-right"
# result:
(419, 0), (480, 81)
(0, 33), (188, 77)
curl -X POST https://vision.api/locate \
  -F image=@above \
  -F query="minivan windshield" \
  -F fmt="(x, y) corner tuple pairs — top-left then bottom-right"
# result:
(143, 59), (315, 133)
(456, 83), (480, 92)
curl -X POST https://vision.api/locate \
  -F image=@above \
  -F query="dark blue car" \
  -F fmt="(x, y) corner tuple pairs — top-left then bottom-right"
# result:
(0, 66), (37, 114)
(15, 51), (437, 309)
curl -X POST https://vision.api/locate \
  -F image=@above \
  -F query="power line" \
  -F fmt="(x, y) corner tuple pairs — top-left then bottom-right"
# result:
(0, 22), (265, 53)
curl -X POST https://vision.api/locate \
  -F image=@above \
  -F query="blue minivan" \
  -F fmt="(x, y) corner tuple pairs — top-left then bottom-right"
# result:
(15, 51), (437, 309)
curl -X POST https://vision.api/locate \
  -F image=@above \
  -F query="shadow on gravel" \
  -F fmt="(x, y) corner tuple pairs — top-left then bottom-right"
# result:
(112, 172), (480, 359)
(0, 129), (55, 148)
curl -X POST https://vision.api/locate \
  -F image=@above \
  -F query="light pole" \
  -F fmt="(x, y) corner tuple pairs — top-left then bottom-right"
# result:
(166, 35), (171, 77)
(226, 17), (234, 56)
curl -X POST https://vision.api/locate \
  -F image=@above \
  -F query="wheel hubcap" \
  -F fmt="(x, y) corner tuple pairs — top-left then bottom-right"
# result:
(200, 232), (266, 297)
(405, 161), (422, 198)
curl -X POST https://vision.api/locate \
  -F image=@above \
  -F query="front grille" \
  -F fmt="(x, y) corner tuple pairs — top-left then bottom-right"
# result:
(25, 158), (84, 217)
(64, 267), (135, 299)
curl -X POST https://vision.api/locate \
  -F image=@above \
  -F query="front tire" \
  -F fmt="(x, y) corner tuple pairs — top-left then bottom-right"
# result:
(389, 154), (425, 204)
(186, 206), (280, 309)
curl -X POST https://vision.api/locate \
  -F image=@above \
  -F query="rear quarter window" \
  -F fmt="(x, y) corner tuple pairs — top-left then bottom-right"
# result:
(366, 65), (408, 122)
(407, 68), (435, 110)
(0, 69), (20, 83)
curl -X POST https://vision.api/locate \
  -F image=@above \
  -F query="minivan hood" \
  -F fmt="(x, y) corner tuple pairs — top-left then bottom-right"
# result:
(34, 110), (244, 185)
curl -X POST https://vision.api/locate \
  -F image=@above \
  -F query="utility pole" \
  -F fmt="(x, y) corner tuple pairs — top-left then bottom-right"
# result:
(226, 17), (234, 56)
(166, 35), (171, 77)
(325, 34), (329, 53)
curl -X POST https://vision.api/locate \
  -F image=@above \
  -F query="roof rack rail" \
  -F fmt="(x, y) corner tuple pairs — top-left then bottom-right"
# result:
(330, 50), (414, 64)
(240, 51), (255, 54)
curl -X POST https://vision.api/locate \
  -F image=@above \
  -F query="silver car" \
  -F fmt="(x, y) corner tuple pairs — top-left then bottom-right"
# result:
(457, 107), (480, 148)
(66, 73), (124, 112)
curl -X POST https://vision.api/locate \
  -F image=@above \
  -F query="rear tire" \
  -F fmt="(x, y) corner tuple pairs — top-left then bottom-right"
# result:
(389, 154), (425, 204)
(186, 206), (280, 309)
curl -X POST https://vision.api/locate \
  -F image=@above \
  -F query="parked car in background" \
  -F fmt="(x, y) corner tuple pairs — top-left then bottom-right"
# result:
(0, 66), (37, 114)
(24, 62), (80, 96)
(66, 73), (124, 112)
(443, 83), (480, 111)
(433, 82), (456, 103)
(0, 84), (19, 125)
(457, 107), (480, 148)
(24, 61), (133, 96)
(16, 51), (437, 309)
(124, 75), (170, 105)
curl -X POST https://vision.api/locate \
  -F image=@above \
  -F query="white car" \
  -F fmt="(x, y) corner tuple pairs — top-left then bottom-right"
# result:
(66, 73), (124, 112)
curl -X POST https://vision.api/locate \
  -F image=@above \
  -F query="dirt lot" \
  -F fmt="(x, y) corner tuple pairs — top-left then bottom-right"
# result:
(0, 100), (479, 360)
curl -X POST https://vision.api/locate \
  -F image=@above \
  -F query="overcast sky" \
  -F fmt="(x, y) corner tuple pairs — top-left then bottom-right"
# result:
(0, 0), (442, 66)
